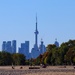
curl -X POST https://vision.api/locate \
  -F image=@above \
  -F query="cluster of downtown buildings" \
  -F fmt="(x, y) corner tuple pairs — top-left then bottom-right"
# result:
(2, 16), (59, 59)
(2, 39), (47, 59)
(2, 40), (30, 59)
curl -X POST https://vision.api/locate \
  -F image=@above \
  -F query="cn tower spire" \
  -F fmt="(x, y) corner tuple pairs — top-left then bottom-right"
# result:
(35, 14), (39, 46)
(36, 13), (37, 31)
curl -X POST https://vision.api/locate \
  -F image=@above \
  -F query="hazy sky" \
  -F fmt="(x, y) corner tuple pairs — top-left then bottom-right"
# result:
(0, 0), (75, 52)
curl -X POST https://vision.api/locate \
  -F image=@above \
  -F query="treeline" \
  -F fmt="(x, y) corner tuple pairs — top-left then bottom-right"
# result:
(1, 40), (75, 66)
(0, 52), (26, 66)
(33, 40), (75, 65)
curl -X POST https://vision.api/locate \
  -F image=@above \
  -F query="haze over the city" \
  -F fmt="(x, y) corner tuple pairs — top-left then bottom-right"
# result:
(0, 0), (75, 52)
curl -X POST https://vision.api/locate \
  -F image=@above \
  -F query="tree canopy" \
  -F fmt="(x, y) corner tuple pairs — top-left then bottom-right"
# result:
(0, 51), (26, 66)
(35, 40), (75, 65)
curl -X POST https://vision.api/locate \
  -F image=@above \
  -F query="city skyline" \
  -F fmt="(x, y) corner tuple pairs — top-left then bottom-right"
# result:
(1, 18), (46, 59)
(0, 0), (75, 52)
(1, 21), (58, 59)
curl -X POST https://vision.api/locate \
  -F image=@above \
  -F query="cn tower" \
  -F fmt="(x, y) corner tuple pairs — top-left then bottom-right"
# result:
(34, 14), (39, 46)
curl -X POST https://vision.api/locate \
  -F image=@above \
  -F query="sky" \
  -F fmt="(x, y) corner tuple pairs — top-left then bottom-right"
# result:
(0, 0), (75, 52)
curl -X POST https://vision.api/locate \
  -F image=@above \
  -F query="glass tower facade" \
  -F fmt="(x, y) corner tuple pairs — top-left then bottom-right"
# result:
(6, 41), (12, 53)
(18, 41), (30, 59)
(2, 41), (6, 51)
(12, 40), (16, 53)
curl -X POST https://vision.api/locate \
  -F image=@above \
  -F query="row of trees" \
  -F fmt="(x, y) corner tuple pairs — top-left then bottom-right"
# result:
(0, 52), (26, 66)
(34, 40), (75, 65)
(0, 40), (75, 66)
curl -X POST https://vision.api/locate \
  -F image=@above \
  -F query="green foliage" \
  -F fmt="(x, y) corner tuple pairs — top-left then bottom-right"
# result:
(0, 52), (26, 66)
(44, 57), (47, 64)
(25, 60), (30, 65)
(0, 51), (12, 65)
(34, 54), (43, 65)
(47, 44), (56, 51)
(35, 40), (75, 66)
(12, 53), (26, 65)
(46, 50), (52, 65)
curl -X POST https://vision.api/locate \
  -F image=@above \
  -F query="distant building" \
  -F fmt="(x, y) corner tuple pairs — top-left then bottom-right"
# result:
(54, 39), (59, 47)
(31, 47), (40, 58)
(12, 40), (16, 53)
(18, 41), (30, 59)
(25, 41), (29, 59)
(2, 41), (6, 51)
(6, 41), (12, 53)
(39, 39), (46, 54)
(19, 43), (25, 54)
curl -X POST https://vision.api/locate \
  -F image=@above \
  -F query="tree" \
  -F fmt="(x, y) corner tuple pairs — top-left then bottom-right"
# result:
(0, 51), (12, 65)
(47, 44), (56, 51)
(34, 40), (75, 66)
(12, 53), (26, 65)
(46, 50), (52, 65)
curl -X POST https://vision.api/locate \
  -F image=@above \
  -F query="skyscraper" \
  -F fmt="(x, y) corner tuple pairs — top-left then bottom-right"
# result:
(25, 41), (29, 59)
(2, 41), (6, 51)
(6, 41), (12, 53)
(18, 41), (30, 59)
(12, 40), (16, 53)
(19, 43), (25, 54)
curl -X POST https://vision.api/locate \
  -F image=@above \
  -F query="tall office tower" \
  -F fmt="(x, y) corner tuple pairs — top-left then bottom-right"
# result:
(2, 41), (6, 51)
(18, 43), (25, 56)
(25, 41), (29, 59)
(54, 39), (59, 47)
(6, 41), (12, 53)
(18, 47), (22, 54)
(12, 40), (16, 53)
(18, 41), (30, 59)
(39, 39), (46, 54)
(31, 15), (40, 58)
(25, 41), (29, 52)
(21, 43), (26, 54)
